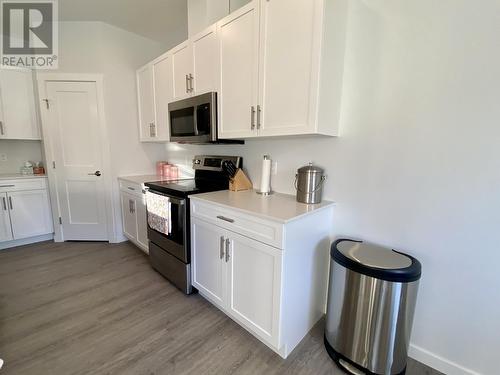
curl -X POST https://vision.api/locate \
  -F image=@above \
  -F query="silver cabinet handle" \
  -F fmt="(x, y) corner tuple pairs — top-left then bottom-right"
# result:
(220, 236), (225, 260)
(217, 215), (234, 223)
(189, 73), (194, 92)
(0, 185), (15, 188)
(251, 106), (256, 130)
(0, 121), (4, 135)
(225, 238), (231, 262)
(149, 122), (156, 137)
(127, 187), (135, 191)
(129, 199), (135, 214)
(257, 105), (262, 129)
(2, 197), (6, 211)
(185, 74), (189, 93)
(8, 196), (13, 210)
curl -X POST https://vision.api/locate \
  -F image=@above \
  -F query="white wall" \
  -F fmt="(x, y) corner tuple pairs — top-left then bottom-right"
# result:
(164, 1), (500, 374)
(0, 140), (43, 174)
(50, 22), (169, 241)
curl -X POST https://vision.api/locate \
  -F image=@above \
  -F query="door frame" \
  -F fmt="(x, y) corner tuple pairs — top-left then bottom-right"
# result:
(36, 73), (115, 243)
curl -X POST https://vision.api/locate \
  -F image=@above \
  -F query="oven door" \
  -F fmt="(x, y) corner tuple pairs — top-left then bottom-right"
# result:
(169, 92), (217, 143)
(145, 190), (188, 263)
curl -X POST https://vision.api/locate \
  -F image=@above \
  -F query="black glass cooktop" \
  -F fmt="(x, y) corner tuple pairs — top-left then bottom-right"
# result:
(145, 178), (229, 198)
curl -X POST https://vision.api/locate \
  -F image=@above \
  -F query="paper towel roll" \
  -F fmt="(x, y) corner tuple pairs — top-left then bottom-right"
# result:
(259, 155), (271, 194)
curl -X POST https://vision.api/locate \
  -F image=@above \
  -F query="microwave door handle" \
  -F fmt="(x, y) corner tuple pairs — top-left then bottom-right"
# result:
(193, 105), (199, 136)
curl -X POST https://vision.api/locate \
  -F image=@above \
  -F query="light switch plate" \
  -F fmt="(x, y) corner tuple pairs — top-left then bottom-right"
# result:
(0, 153), (7, 162)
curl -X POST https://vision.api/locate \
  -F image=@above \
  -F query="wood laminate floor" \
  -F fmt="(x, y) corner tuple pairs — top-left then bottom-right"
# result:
(0, 241), (442, 375)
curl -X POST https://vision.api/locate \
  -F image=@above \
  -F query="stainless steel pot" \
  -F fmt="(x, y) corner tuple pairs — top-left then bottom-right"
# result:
(295, 163), (326, 204)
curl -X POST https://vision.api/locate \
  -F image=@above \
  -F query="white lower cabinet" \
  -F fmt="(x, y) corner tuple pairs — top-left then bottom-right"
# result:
(226, 230), (282, 347)
(119, 179), (148, 253)
(0, 178), (53, 246)
(192, 216), (281, 348)
(8, 190), (52, 239)
(191, 198), (333, 358)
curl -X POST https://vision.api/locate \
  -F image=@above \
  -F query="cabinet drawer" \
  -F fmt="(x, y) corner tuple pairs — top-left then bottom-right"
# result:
(0, 178), (47, 192)
(191, 200), (284, 249)
(119, 179), (143, 195)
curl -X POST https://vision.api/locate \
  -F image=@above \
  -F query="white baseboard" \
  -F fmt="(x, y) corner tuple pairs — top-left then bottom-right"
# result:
(0, 234), (54, 250)
(409, 344), (481, 375)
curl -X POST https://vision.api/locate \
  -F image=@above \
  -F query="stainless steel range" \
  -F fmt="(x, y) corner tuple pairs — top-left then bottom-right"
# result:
(144, 155), (242, 294)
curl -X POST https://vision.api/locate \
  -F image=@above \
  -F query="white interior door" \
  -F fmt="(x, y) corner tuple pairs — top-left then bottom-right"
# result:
(45, 81), (108, 241)
(0, 193), (13, 242)
(8, 190), (53, 240)
(217, 2), (260, 139)
(0, 68), (39, 140)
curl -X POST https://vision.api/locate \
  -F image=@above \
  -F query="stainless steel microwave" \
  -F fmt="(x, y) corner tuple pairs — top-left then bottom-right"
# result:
(168, 92), (218, 144)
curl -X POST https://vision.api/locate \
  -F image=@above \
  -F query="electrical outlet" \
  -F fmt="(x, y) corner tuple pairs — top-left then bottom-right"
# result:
(271, 161), (278, 175)
(0, 153), (7, 162)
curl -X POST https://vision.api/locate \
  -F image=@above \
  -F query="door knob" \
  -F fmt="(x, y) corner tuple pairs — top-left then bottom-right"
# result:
(88, 171), (101, 176)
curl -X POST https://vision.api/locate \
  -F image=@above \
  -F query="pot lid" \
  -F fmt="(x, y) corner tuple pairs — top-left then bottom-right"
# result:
(298, 162), (324, 174)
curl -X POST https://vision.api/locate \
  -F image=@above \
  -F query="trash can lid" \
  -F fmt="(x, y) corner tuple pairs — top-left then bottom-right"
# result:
(331, 239), (422, 282)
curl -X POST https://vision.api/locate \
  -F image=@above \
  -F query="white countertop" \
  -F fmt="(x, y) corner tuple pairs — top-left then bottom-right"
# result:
(0, 173), (47, 181)
(118, 174), (161, 185)
(190, 189), (335, 223)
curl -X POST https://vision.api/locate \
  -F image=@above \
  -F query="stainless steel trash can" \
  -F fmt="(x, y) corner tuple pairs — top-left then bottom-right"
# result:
(324, 239), (421, 375)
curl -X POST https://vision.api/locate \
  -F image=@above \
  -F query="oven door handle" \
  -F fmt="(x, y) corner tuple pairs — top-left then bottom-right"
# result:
(147, 190), (185, 206)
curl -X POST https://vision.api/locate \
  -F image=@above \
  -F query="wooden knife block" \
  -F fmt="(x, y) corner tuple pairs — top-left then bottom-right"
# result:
(229, 169), (253, 192)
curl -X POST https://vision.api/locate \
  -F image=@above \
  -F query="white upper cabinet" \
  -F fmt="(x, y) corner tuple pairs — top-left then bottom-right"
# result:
(192, 25), (218, 95)
(172, 41), (194, 100)
(152, 52), (173, 142)
(136, 64), (156, 141)
(257, 0), (321, 137)
(218, 0), (348, 139)
(0, 68), (40, 140)
(217, 2), (260, 139)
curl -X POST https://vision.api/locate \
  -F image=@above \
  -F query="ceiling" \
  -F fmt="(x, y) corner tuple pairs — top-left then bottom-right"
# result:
(59, 0), (188, 47)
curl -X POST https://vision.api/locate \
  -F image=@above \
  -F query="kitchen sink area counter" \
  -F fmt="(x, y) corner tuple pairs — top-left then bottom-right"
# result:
(189, 189), (335, 224)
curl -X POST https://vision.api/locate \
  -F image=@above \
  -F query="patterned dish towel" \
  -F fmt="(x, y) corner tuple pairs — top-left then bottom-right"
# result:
(146, 190), (171, 235)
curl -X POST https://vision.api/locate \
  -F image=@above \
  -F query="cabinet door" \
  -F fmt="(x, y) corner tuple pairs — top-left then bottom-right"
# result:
(135, 194), (148, 252)
(8, 190), (53, 240)
(226, 230), (282, 348)
(137, 64), (156, 141)
(217, 2), (260, 139)
(192, 25), (218, 95)
(0, 68), (39, 140)
(121, 192), (138, 241)
(0, 193), (13, 242)
(171, 41), (194, 100)
(152, 53), (173, 142)
(191, 217), (226, 307)
(257, 0), (320, 137)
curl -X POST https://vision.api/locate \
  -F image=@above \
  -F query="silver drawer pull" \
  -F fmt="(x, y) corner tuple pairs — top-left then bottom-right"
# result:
(2, 197), (6, 211)
(217, 215), (234, 223)
(127, 187), (136, 191)
(0, 185), (15, 188)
